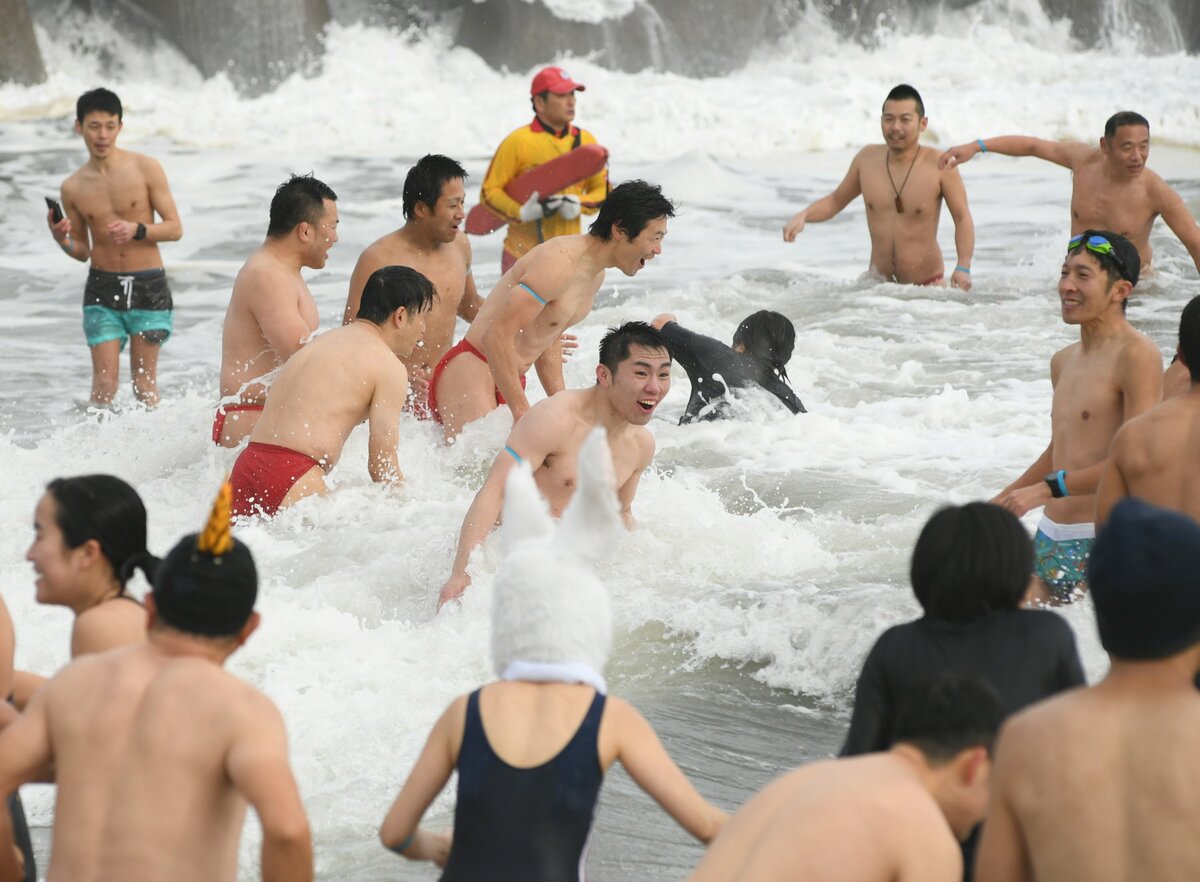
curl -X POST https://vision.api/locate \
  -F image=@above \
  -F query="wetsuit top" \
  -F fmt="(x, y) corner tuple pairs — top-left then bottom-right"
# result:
(440, 688), (607, 882)
(841, 609), (1085, 882)
(841, 609), (1085, 756)
(657, 321), (805, 424)
(481, 117), (608, 260)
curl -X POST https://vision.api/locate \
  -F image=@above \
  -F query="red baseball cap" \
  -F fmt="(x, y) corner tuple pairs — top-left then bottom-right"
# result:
(530, 66), (585, 96)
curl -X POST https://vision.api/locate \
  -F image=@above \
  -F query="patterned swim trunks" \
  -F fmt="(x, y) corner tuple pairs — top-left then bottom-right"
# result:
(1033, 516), (1095, 604)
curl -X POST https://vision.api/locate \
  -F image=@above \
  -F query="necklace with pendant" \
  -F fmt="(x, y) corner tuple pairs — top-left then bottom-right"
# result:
(886, 147), (921, 213)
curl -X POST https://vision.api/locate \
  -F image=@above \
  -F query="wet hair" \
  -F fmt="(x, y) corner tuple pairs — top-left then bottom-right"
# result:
(598, 321), (671, 374)
(733, 310), (796, 383)
(589, 180), (675, 242)
(892, 671), (1007, 763)
(1179, 295), (1200, 383)
(356, 265), (437, 324)
(883, 84), (924, 118)
(76, 88), (122, 122)
(402, 154), (468, 221)
(1067, 228), (1140, 291)
(45, 475), (157, 591)
(911, 502), (1032, 622)
(1104, 111), (1150, 140)
(267, 173), (337, 238)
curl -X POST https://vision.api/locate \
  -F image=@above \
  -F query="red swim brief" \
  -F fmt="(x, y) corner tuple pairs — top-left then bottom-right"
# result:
(919, 273), (945, 286)
(427, 337), (526, 424)
(229, 442), (321, 518)
(212, 403), (264, 445)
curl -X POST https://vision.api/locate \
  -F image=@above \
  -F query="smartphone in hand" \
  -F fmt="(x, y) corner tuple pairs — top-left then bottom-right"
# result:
(45, 197), (63, 224)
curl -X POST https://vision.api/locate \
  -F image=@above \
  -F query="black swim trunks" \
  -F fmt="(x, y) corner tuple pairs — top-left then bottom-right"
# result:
(83, 267), (172, 312)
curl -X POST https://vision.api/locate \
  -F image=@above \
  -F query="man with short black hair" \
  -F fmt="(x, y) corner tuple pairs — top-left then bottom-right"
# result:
(1096, 294), (1200, 525)
(784, 84), (975, 290)
(438, 321), (672, 606)
(429, 180), (674, 441)
(215, 173), (338, 447)
(977, 498), (1200, 882)
(940, 112), (1200, 277)
(343, 155), (483, 416)
(482, 65), (609, 273)
(48, 87), (184, 407)
(993, 231), (1161, 604)
(229, 265), (435, 517)
(0, 490), (312, 882)
(689, 671), (1004, 882)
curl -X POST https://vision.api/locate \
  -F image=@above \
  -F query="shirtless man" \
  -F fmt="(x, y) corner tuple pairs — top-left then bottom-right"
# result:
(689, 671), (1003, 882)
(429, 179), (674, 442)
(47, 87), (183, 406)
(342, 155), (482, 415)
(942, 112), (1200, 394)
(1096, 295), (1200, 525)
(783, 84), (974, 290)
(993, 231), (1161, 604)
(215, 174), (337, 447)
(0, 495), (312, 882)
(229, 266), (434, 518)
(438, 322), (671, 605)
(977, 498), (1200, 882)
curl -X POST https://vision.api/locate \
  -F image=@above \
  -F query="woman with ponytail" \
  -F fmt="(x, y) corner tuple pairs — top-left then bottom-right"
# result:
(651, 311), (806, 423)
(15, 475), (156, 706)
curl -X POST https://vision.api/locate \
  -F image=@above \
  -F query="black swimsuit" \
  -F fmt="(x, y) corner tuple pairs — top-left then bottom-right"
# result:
(657, 321), (805, 423)
(440, 689), (606, 882)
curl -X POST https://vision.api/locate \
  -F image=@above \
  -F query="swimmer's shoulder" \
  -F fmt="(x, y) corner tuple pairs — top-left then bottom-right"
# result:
(71, 598), (145, 656)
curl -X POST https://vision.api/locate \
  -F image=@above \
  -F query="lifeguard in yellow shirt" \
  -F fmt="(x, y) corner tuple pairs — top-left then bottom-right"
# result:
(482, 66), (609, 273)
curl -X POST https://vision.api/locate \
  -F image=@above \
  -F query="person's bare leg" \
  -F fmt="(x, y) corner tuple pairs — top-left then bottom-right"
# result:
(436, 355), (503, 444)
(89, 339), (122, 405)
(278, 466), (329, 510)
(129, 334), (161, 407)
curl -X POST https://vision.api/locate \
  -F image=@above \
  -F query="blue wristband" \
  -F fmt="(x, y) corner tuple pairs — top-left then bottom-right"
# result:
(976, 138), (988, 153)
(389, 833), (415, 856)
(955, 265), (971, 274)
(1055, 470), (1069, 498)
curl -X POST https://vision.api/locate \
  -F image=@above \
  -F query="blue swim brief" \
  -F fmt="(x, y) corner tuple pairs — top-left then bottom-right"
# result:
(1033, 516), (1095, 604)
(81, 267), (173, 348)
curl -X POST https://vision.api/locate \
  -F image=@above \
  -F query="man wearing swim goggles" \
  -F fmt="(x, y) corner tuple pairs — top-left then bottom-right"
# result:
(992, 229), (1162, 605)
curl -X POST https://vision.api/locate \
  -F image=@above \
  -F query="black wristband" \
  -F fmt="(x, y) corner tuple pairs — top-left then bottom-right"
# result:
(134, 223), (147, 240)
(1044, 470), (1068, 498)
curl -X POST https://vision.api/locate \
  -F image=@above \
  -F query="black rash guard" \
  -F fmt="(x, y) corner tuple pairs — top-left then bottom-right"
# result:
(657, 321), (805, 424)
(440, 688), (606, 882)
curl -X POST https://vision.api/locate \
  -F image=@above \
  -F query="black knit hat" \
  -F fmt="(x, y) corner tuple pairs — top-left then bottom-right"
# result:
(153, 484), (257, 637)
(1088, 498), (1200, 660)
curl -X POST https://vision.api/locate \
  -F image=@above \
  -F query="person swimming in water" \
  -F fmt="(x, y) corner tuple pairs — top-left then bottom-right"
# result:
(382, 431), (726, 875)
(15, 474), (156, 706)
(651, 310), (805, 423)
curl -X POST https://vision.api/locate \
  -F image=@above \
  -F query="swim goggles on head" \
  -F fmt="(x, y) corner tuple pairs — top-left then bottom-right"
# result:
(1067, 233), (1131, 281)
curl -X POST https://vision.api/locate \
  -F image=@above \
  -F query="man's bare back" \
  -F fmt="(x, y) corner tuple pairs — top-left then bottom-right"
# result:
(250, 321), (410, 474)
(979, 675), (1200, 882)
(94, 657), (307, 882)
(1097, 387), (1200, 524)
(690, 752), (961, 882)
(221, 246), (320, 404)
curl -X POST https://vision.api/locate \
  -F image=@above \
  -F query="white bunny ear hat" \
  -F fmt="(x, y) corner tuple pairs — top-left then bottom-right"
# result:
(491, 428), (622, 688)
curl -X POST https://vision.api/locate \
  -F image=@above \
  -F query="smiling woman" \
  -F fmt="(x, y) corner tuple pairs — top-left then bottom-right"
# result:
(14, 475), (154, 708)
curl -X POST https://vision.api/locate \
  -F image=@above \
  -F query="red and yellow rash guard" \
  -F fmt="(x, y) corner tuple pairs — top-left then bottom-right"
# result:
(481, 117), (609, 261)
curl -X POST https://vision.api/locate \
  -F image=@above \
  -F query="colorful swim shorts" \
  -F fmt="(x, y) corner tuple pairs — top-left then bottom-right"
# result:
(81, 267), (173, 348)
(1033, 516), (1095, 604)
